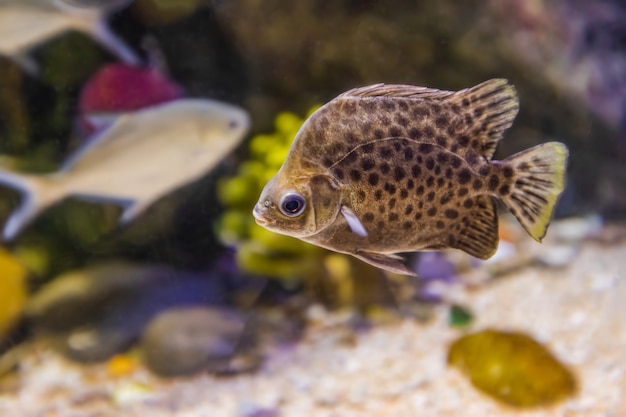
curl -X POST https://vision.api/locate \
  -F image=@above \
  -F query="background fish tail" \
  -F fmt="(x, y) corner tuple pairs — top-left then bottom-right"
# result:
(0, 170), (65, 241)
(499, 142), (568, 242)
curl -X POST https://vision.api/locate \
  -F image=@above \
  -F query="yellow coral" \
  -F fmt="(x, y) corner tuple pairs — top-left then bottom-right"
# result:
(0, 248), (28, 339)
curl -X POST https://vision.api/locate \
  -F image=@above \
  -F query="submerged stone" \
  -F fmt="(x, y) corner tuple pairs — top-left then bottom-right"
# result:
(448, 329), (577, 407)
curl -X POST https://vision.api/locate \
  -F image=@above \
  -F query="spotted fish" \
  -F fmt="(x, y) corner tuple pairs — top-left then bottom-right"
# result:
(253, 79), (568, 276)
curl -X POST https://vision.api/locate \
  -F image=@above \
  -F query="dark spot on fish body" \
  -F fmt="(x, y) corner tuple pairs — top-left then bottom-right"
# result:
(447, 234), (456, 245)
(405, 205), (414, 215)
(379, 204), (386, 214)
(393, 167), (406, 181)
(343, 101), (357, 114)
(411, 165), (421, 178)
(361, 122), (372, 136)
(425, 158), (435, 171)
(350, 170), (362, 181)
(380, 163), (391, 174)
(329, 143), (345, 154)
(364, 212), (375, 222)
(377, 221), (385, 230)
(402, 221), (412, 230)
(346, 132), (359, 143)
(368, 173), (380, 186)
(380, 115), (391, 126)
(435, 115), (450, 128)
(374, 189), (383, 200)
(419, 143), (434, 154)
(323, 197), (331, 207)
(414, 212), (423, 220)
(344, 152), (358, 164)
(435, 153), (448, 165)
(463, 198), (474, 208)
(384, 183), (397, 195)
(434, 166), (442, 176)
(389, 126), (403, 137)
(473, 106), (485, 117)
(479, 165), (490, 176)
(400, 189), (409, 199)
(389, 213), (399, 222)
(426, 176), (435, 187)
(436, 135), (448, 147)
(499, 184), (510, 195)
(318, 116), (330, 129)
(472, 179), (483, 190)
(398, 101), (409, 112)
(427, 207), (437, 216)
(518, 162), (530, 171)
(360, 101), (377, 112)
(404, 147), (414, 161)
(465, 152), (479, 166)
(427, 191), (435, 202)
(416, 155), (423, 163)
(458, 135), (470, 147)
(323, 157), (333, 167)
(409, 128), (422, 140)
(373, 129), (385, 139)
(362, 158), (376, 171)
(431, 103), (442, 112)
(396, 116), (409, 127)
(393, 142), (402, 152)
(451, 157), (462, 168)
(503, 166), (514, 178)
(436, 220), (445, 229)
(382, 100), (396, 111)
(440, 192), (453, 205)
(413, 106), (430, 118)
(462, 98), (470, 107)
(457, 168), (472, 184)
(418, 201), (424, 209)
(416, 185), (425, 196)
(388, 198), (396, 209)
(488, 174), (500, 191)
(470, 139), (480, 150)
(424, 126), (435, 138)
(406, 179), (415, 189)
(333, 168), (345, 180)
(437, 177), (445, 187)
(458, 187), (469, 197)
(464, 114), (473, 126)
(445, 168), (454, 179)
(444, 209), (459, 219)
(362, 143), (375, 153)
(357, 190), (366, 201)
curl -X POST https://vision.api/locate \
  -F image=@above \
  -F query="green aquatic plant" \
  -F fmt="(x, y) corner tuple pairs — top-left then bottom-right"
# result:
(448, 329), (577, 407)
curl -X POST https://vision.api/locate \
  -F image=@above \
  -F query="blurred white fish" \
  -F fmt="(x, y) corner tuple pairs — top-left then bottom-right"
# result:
(0, 0), (138, 72)
(0, 99), (250, 240)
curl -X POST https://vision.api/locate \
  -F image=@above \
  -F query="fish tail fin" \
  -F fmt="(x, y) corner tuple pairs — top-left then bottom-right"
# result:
(498, 142), (568, 242)
(0, 169), (65, 241)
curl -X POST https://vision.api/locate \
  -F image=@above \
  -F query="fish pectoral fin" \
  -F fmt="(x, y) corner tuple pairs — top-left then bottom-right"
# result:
(352, 251), (416, 276)
(340, 205), (368, 237)
(119, 200), (150, 224)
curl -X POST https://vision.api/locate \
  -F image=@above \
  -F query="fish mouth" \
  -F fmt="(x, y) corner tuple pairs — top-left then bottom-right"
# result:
(252, 205), (269, 226)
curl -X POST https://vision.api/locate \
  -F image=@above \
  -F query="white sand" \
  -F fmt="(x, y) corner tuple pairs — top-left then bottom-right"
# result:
(1, 231), (625, 417)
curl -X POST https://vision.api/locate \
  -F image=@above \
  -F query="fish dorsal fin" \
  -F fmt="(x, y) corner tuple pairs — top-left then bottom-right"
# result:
(449, 79), (519, 159)
(338, 83), (455, 100)
(451, 195), (499, 259)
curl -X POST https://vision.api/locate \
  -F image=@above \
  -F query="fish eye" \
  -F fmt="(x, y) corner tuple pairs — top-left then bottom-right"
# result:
(279, 193), (306, 217)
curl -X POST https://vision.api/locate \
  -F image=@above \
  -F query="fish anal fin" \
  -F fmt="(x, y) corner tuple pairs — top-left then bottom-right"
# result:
(338, 83), (455, 100)
(499, 142), (568, 242)
(452, 195), (499, 260)
(450, 79), (519, 159)
(352, 251), (416, 276)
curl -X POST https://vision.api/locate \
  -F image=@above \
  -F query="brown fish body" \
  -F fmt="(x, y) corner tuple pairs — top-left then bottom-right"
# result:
(254, 80), (568, 275)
